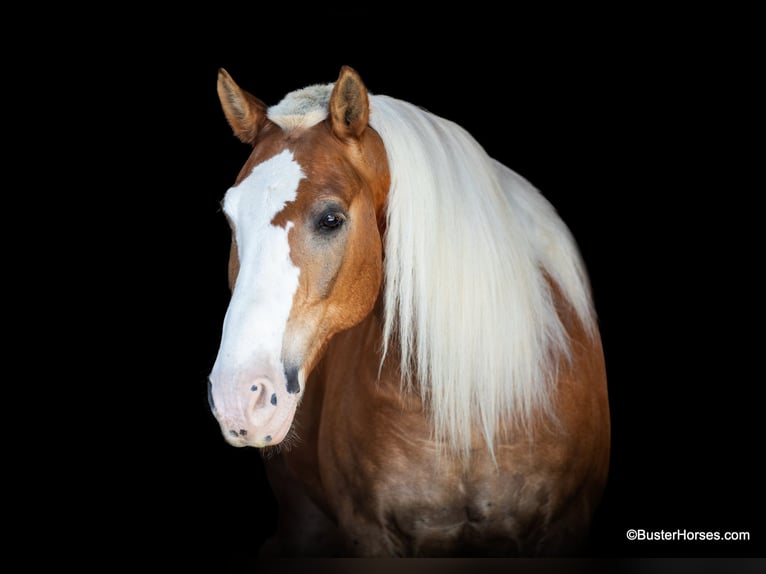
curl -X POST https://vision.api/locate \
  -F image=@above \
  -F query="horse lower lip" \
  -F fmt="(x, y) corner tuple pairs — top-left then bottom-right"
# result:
(221, 424), (260, 446)
(222, 427), (284, 449)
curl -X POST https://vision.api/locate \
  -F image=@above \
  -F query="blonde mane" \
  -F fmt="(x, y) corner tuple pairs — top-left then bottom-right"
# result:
(269, 85), (597, 460)
(371, 95), (597, 459)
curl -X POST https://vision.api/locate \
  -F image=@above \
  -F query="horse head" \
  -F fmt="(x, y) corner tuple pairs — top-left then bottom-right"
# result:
(208, 67), (390, 447)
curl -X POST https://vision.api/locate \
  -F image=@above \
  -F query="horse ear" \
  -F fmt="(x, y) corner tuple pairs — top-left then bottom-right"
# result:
(329, 66), (370, 140)
(217, 68), (268, 145)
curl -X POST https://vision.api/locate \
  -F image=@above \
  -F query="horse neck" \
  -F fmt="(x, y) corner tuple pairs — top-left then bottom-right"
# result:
(320, 287), (422, 411)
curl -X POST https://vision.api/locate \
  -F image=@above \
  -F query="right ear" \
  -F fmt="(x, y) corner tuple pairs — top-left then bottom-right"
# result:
(329, 65), (370, 141)
(217, 68), (268, 145)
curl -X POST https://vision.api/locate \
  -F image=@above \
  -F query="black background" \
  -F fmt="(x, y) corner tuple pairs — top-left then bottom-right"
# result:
(54, 9), (762, 571)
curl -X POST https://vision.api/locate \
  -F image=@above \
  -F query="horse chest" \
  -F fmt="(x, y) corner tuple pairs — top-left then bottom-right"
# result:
(324, 446), (560, 556)
(277, 361), (602, 556)
(318, 429), (553, 556)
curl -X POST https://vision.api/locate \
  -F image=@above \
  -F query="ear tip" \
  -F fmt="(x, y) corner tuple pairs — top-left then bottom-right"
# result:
(339, 65), (360, 80)
(218, 68), (233, 84)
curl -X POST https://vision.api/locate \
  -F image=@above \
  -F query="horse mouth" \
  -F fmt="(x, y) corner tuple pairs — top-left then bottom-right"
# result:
(223, 429), (277, 448)
(215, 413), (297, 449)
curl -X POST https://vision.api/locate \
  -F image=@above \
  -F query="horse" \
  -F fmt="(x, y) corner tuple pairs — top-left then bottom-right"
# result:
(207, 65), (610, 557)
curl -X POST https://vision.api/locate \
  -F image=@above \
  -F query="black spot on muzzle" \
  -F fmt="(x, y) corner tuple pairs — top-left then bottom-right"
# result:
(286, 368), (300, 394)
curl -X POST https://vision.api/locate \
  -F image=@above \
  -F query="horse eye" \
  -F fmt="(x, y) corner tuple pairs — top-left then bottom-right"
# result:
(318, 212), (344, 231)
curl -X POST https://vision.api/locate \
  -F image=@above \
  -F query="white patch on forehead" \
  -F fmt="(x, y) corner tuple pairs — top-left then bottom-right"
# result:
(214, 149), (303, 372)
(222, 148), (303, 227)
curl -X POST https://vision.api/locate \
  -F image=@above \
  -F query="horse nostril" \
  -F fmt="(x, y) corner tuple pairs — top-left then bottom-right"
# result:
(207, 379), (216, 413)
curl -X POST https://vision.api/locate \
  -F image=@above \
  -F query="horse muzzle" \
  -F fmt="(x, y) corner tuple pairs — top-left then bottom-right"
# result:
(207, 364), (300, 448)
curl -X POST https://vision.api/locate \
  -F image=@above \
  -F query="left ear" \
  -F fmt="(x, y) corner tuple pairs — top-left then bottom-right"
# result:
(329, 66), (370, 140)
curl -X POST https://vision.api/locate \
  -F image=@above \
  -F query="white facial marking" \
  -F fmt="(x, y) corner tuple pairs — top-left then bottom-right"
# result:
(212, 149), (303, 376)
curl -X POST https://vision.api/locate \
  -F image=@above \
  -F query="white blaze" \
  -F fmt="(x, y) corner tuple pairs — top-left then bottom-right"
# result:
(211, 149), (303, 379)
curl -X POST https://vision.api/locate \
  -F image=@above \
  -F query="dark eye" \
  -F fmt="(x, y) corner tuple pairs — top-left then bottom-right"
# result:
(318, 211), (345, 231)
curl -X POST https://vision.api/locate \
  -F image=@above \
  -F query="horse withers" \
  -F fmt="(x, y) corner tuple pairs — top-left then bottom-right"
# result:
(207, 66), (610, 557)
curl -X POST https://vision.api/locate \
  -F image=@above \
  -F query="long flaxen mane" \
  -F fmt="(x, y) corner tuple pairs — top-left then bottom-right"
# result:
(268, 82), (597, 460)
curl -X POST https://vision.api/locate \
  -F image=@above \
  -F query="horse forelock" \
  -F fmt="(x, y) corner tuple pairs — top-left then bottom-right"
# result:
(267, 83), (333, 131)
